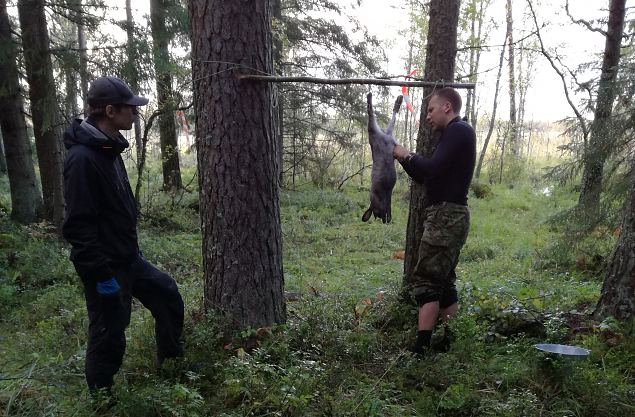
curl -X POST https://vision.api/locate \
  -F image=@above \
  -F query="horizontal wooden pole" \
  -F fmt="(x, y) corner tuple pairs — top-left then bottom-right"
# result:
(237, 74), (476, 89)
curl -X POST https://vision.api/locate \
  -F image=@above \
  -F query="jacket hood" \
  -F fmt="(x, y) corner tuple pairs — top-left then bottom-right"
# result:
(64, 117), (130, 156)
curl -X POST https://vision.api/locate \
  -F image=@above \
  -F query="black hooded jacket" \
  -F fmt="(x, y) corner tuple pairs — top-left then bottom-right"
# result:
(62, 117), (139, 282)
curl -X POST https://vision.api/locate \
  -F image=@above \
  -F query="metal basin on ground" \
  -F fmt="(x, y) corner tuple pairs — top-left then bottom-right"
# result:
(533, 343), (590, 357)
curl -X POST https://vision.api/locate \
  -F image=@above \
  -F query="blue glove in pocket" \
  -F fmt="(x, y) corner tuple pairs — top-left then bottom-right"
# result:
(96, 277), (121, 296)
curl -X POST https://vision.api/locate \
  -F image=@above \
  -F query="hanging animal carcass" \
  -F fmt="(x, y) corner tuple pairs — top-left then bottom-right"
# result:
(362, 93), (402, 223)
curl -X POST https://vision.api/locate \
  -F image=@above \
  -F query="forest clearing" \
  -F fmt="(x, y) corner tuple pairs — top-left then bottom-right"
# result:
(2, 178), (633, 416)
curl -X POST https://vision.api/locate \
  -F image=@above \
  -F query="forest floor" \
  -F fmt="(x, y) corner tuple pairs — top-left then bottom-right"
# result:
(0, 173), (634, 416)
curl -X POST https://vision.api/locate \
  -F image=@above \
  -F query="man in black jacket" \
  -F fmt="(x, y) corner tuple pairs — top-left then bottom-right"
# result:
(393, 87), (476, 355)
(62, 76), (184, 392)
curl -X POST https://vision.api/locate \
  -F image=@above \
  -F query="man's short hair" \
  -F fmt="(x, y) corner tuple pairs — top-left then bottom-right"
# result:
(88, 104), (127, 119)
(433, 87), (462, 114)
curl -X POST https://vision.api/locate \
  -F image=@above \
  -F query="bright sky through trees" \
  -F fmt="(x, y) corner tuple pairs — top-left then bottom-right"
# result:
(11, 0), (613, 123)
(357, 0), (609, 122)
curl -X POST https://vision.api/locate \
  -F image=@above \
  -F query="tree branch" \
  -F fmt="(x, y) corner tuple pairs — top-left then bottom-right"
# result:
(456, 28), (540, 52)
(565, 0), (608, 36)
(527, 0), (589, 140)
(337, 164), (372, 190)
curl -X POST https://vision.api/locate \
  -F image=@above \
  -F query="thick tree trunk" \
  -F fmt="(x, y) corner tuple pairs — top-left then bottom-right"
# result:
(0, 0), (42, 223)
(18, 0), (65, 228)
(126, 0), (143, 166)
(403, 0), (461, 283)
(150, 0), (182, 190)
(594, 166), (635, 320)
(189, 0), (286, 329)
(74, 0), (89, 115)
(578, 0), (626, 221)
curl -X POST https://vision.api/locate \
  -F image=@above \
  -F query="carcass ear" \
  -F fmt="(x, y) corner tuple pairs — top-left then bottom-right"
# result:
(362, 208), (373, 222)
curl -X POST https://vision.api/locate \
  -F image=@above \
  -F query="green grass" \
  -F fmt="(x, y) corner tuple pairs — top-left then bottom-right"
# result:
(1, 174), (634, 417)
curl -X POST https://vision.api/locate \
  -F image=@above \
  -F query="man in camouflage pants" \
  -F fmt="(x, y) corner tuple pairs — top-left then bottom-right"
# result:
(393, 87), (476, 355)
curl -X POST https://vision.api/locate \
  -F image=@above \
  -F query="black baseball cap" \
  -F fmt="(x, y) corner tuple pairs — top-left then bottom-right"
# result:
(87, 76), (149, 107)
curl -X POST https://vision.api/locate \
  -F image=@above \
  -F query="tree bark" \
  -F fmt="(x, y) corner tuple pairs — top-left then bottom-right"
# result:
(64, 63), (79, 122)
(594, 165), (635, 320)
(506, 0), (518, 157)
(126, 0), (143, 166)
(61, 12), (79, 122)
(74, 0), (89, 115)
(577, 0), (626, 221)
(150, 0), (182, 191)
(189, 0), (286, 329)
(403, 0), (461, 284)
(18, 0), (65, 228)
(0, 0), (43, 223)
(516, 35), (527, 151)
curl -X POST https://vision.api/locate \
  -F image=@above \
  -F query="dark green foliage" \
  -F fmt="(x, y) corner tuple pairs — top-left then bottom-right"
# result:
(471, 180), (493, 199)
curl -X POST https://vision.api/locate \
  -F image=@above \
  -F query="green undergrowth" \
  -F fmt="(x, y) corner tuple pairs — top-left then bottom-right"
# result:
(1, 176), (634, 416)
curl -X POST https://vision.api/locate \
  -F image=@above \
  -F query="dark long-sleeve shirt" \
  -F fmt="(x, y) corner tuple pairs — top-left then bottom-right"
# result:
(400, 117), (476, 206)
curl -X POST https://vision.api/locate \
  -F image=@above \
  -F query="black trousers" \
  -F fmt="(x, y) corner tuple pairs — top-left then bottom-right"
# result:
(81, 254), (184, 390)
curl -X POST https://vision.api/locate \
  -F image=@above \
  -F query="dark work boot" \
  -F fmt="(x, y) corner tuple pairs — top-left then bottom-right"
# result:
(409, 330), (432, 358)
(90, 387), (117, 413)
(431, 325), (454, 353)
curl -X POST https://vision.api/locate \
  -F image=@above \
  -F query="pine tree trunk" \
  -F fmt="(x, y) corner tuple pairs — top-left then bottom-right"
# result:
(59, 0), (80, 121)
(18, 0), (65, 228)
(63, 52), (79, 121)
(150, 0), (182, 191)
(126, 0), (144, 166)
(594, 166), (635, 320)
(189, 0), (286, 329)
(403, 0), (461, 283)
(1, 0), (42, 223)
(74, 0), (89, 115)
(578, 0), (626, 221)
(506, 0), (518, 158)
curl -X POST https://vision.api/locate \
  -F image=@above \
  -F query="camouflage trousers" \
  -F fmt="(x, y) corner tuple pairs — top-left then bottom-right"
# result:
(409, 202), (470, 307)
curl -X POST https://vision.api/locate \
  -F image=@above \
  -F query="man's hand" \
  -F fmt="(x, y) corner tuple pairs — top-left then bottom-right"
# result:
(96, 277), (120, 296)
(393, 144), (411, 162)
